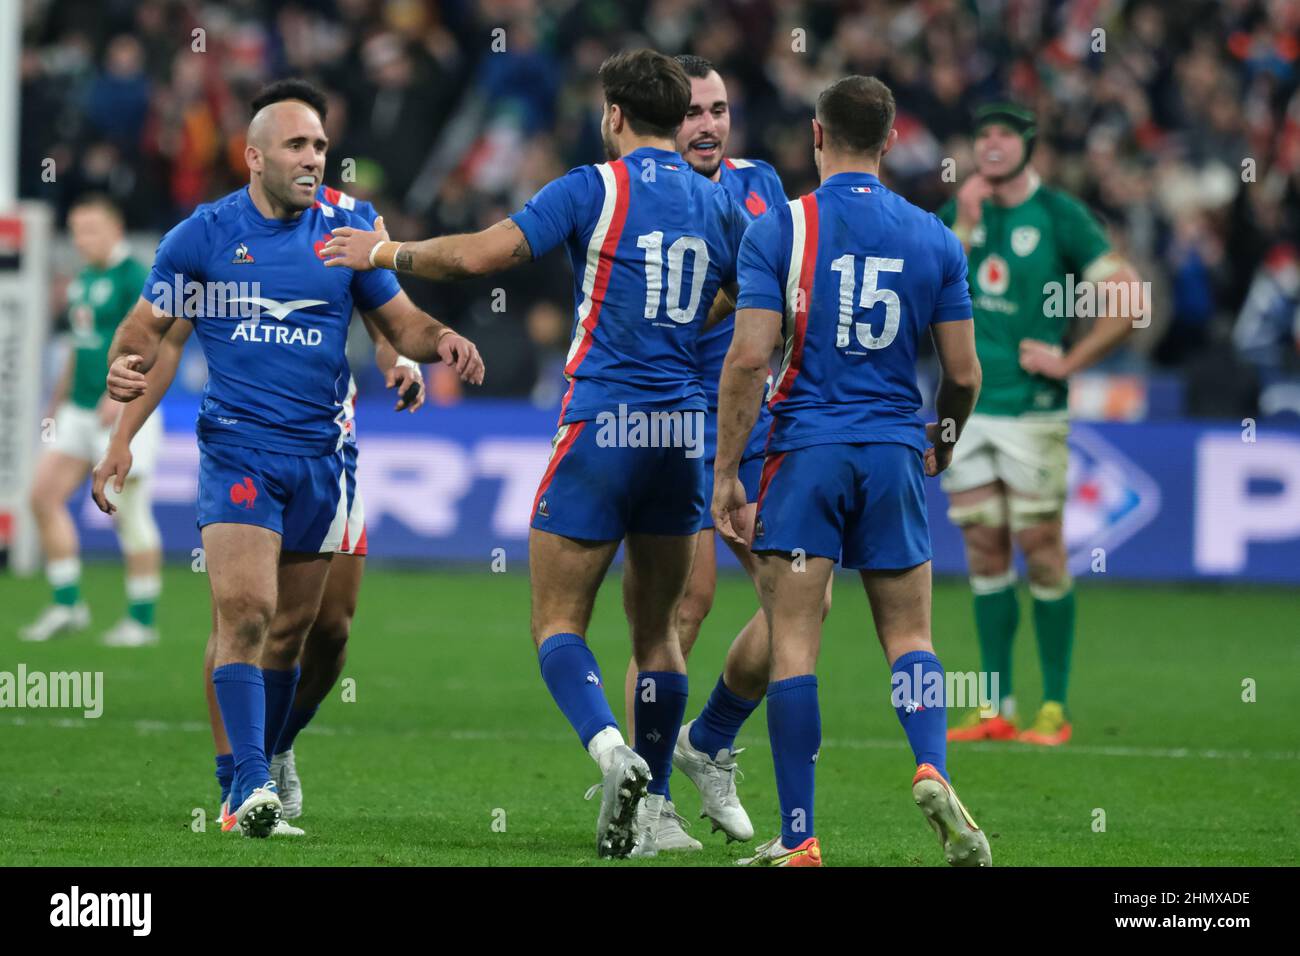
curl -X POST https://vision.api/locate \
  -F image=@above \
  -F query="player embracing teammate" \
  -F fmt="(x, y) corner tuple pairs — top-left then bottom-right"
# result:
(712, 75), (990, 866)
(324, 49), (749, 858)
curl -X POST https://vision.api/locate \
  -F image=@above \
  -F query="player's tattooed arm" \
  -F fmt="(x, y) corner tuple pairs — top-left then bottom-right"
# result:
(105, 296), (180, 402)
(324, 218), (532, 280)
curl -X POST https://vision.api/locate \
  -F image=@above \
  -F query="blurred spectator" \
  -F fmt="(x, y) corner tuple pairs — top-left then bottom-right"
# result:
(17, 0), (1300, 410)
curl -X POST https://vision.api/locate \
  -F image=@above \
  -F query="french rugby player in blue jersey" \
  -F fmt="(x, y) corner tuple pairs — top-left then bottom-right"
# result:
(105, 97), (484, 837)
(713, 76), (991, 867)
(322, 50), (749, 858)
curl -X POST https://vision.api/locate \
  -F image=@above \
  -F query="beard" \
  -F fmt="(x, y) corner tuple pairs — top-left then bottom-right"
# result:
(600, 122), (619, 161)
(687, 149), (722, 179)
(266, 169), (315, 215)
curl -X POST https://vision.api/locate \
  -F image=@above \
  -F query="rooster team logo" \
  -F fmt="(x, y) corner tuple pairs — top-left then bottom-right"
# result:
(231, 242), (254, 264)
(745, 191), (768, 216)
(230, 477), (258, 509)
(313, 232), (334, 260)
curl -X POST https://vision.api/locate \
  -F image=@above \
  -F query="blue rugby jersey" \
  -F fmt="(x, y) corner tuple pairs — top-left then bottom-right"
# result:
(695, 158), (787, 408)
(510, 146), (749, 424)
(735, 172), (972, 453)
(143, 186), (400, 455)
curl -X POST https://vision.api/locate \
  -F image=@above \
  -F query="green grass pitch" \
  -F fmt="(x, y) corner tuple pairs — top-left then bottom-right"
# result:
(1, 562), (1297, 866)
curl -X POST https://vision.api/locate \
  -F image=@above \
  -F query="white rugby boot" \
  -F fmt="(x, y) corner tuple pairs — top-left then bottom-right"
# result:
(233, 781), (282, 839)
(271, 750), (303, 820)
(641, 798), (702, 852)
(20, 603), (89, 642)
(583, 744), (650, 858)
(672, 720), (754, 842)
(101, 617), (159, 647)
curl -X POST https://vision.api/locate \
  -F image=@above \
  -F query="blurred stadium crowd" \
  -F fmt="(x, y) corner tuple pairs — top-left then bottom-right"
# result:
(18, 0), (1300, 417)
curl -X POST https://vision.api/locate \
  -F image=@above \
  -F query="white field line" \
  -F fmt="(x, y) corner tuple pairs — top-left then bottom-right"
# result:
(1, 713), (1295, 762)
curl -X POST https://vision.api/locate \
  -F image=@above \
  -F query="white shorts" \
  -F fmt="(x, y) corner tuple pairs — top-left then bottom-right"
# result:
(941, 413), (1069, 506)
(51, 402), (163, 476)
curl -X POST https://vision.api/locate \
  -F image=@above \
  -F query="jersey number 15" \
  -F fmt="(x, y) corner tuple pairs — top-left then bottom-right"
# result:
(830, 255), (903, 350)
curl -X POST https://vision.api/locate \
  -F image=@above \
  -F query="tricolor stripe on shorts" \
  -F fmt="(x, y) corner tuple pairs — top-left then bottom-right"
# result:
(557, 160), (632, 422)
(532, 421), (587, 519)
(770, 194), (819, 407)
(756, 451), (788, 512)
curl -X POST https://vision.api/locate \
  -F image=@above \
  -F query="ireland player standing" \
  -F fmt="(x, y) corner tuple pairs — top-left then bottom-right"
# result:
(22, 194), (164, 647)
(716, 75), (988, 867)
(938, 103), (1142, 746)
(105, 99), (483, 837)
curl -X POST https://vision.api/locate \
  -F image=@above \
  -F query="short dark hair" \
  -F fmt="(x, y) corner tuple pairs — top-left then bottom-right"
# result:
(598, 49), (691, 139)
(815, 75), (895, 156)
(250, 78), (328, 122)
(674, 54), (715, 79)
(68, 192), (123, 224)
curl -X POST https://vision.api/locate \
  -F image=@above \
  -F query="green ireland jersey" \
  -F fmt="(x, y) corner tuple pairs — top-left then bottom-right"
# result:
(65, 249), (150, 410)
(939, 182), (1114, 417)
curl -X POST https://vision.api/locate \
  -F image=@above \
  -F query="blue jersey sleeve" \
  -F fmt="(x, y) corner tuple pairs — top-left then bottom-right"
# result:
(734, 209), (787, 315)
(352, 266), (402, 311)
(144, 215), (207, 320)
(509, 167), (593, 260)
(932, 218), (972, 324)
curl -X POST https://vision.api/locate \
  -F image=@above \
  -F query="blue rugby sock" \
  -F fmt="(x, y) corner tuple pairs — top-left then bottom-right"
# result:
(538, 633), (619, 747)
(212, 663), (269, 805)
(262, 666), (301, 757)
(690, 674), (761, 757)
(215, 753), (235, 804)
(634, 671), (689, 797)
(275, 703), (319, 755)
(892, 650), (948, 781)
(767, 675), (820, 846)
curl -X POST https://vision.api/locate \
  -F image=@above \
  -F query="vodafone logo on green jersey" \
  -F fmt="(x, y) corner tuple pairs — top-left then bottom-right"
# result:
(976, 253), (1010, 296)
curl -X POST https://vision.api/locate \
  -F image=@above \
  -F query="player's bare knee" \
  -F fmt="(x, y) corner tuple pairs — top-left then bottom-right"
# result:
(675, 588), (712, 644)
(306, 613), (350, 662)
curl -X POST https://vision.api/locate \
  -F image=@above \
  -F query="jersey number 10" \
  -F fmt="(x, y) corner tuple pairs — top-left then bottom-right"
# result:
(830, 255), (903, 350)
(638, 231), (710, 324)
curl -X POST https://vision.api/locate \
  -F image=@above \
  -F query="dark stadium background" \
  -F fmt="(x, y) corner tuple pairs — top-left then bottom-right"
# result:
(20, 0), (1300, 410)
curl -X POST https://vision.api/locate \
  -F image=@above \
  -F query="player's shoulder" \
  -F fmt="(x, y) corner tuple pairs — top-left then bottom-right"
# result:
(160, 189), (241, 248)
(1033, 183), (1098, 221)
(317, 185), (378, 227)
(726, 157), (781, 184)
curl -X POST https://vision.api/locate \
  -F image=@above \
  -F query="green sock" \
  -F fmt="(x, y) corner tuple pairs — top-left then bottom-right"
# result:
(128, 599), (156, 628)
(1032, 585), (1075, 706)
(48, 558), (81, 607)
(972, 579), (1019, 710)
(126, 575), (161, 628)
